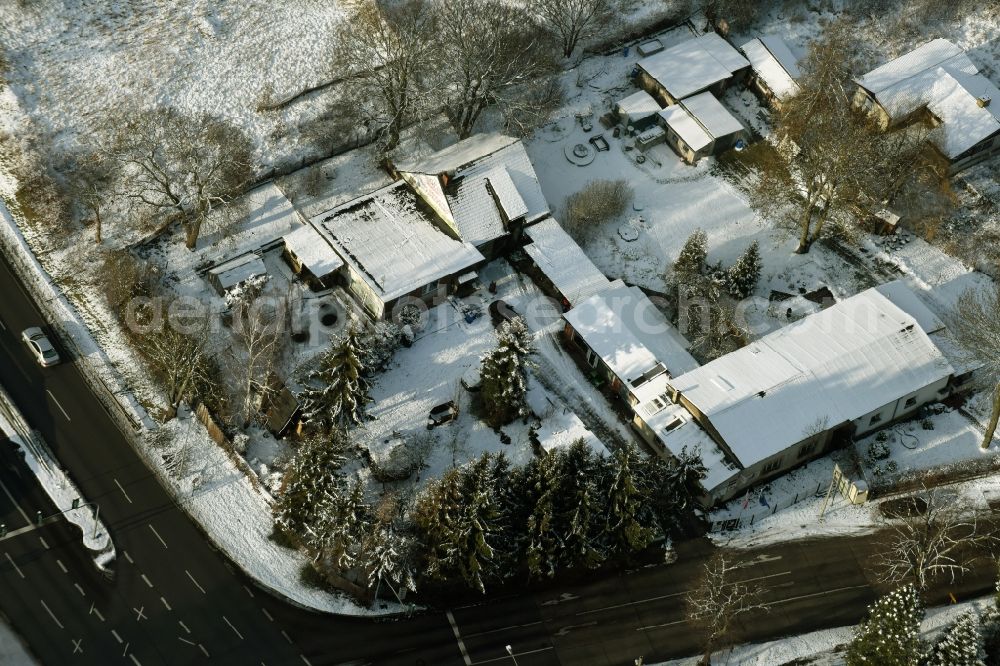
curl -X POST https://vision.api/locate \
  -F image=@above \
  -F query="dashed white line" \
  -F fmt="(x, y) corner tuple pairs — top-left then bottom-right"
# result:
(46, 390), (71, 421)
(767, 584), (871, 606)
(281, 629), (293, 644)
(178, 636), (195, 646)
(636, 618), (687, 632)
(89, 603), (105, 622)
(123, 551), (134, 565)
(300, 655), (313, 665)
(38, 536), (49, 549)
(0, 319), (6, 330)
(4, 552), (24, 579)
(0, 479), (32, 525)
(261, 608), (274, 622)
(74, 582), (85, 596)
(114, 479), (133, 504)
(242, 584), (254, 598)
(141, 574), (153, 588)
(185, 570), (205, 594)
(148, 524), (167, 549)
(55, 559), (68, 574)
(199, 644), (210, 658)
(129, 654), (142, 666)
(160, 597), (171, 611)
(470, 646), (554, 665)
(446, 610), (473, 666)
(40, 600), (64, 629)
(223, 616), (244, 640)
(111, 629), (123, 644)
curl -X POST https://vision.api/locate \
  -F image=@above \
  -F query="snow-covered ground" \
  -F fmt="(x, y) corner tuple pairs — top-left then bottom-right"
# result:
(0, 621), (36, 665)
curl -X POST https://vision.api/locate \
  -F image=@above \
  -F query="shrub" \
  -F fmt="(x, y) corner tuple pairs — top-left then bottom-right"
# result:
(563, 179), (633, 242)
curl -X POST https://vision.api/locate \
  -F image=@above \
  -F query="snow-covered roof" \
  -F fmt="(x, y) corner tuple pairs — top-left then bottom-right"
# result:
(874, 279), (945, 334)
(740, 36), (800, 100)
(681, 91), (745, 139)
(207, 253), (268, 292)
(563, 282), (699, 394)
(856, 39), (972, 95)
(398, 134), (548, 247)
(659, 105), (713, 152)
(197, 181), (303, 258)
(638, 401), (739, 492)
(854, 39), (999, 158)
(638, 32), (749, 100)
(282, 224), (343, 277)
(616, 90), (662, 120)
(669, 286), (954, 468)
(524, 218), (611, 305)
(313, 182), (484, 303)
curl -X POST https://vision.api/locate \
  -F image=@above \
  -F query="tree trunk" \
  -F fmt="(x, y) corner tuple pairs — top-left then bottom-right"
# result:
(982, 382), (1000, 449)
(94, 209), (102, 244)
(796, 206), (814, 254)
(184, 218), (202, 250)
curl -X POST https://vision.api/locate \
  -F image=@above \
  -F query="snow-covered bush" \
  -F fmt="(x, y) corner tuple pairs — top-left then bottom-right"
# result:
(232, 432), (249, 455)
(925, 610), (985, 666)
(359, 321), (401, 374)
(563, 179), (633, 242)
(868, 439), (891, 463)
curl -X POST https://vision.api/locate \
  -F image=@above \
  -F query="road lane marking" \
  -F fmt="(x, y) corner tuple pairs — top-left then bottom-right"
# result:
(446, 610), (473, 666)
(178, 636), (195, 646)
(46, 390), (71, 421)
(261, 608), (274, 622)
(38, 536), (49, 549)
(122, 642), (129, 657)
(111, 630), (123, 644)
(465, 621), (542, 638)
(223, 616), (244, 640)
(4, 552), (25, 579)
(89, 603), (104, 622)
(55, 559), (68, 573)
(148, 524), (167, 549)
(40, 600), (64, 629)
(767, 584), (871, 607)
(160, 597), (171, 611)
(0, 478), (33, 525)
(281, 629), (293, 644)
(72, 639), (83, 654)
(576, 590), (686, 616)
(178, 621), (191, 634)
(199, 644), (210, 658)
(185, 570), (205, 594)
(74, 582), (85, 596)
(470, 646), (554, 665)
(129, 654), (141, 666)
(114, 479), (133, 504)
(133, 606), (146, 622)
(301, 655), (313, 665)
(636, 618), (687, 631)
(735, 570), (792, 586)
(242, 584), (254, 598)
(0, 319), (6, 330)
(141, 574), (153, 588)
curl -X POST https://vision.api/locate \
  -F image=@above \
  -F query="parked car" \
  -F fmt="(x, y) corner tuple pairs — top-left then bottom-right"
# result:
(21, 327), (60, 367)
(488, 300), (519, 328)
(427, 401), (458, 429)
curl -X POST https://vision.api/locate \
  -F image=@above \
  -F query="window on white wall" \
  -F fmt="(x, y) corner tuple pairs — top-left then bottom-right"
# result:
(870, 412), (883, 426)
(904, 396), (917, 409)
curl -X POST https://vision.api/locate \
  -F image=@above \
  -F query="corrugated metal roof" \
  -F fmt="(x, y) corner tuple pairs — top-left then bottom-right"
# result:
(669, 286), (954, 467)
(314, 182), (483, 303)
(638, 32), (749, 100)
(681, 91), (745, 139)
(659, 105), (713, 151)
(741, 37), (800, 100)
(523, 217), (611, 306)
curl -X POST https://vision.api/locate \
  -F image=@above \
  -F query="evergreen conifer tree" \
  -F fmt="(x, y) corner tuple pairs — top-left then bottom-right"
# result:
(925, 610), (985, 666)
(846, 585), (924, 666)
(673, 229), (708, 285)
(274, 432), (349, 543)
(726, 240), (762, 299)
(523, 454), (561, 578)
(558, 440), (606, 570)
(300, 326), (372, 429)
(480, 317), (534, 428)
(604, 445), (653, 556)
(456, 454), (501, 593)
(411, 469), (465, 583)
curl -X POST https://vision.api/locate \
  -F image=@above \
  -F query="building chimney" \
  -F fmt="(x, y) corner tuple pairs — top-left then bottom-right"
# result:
(978, 94), (991, 108)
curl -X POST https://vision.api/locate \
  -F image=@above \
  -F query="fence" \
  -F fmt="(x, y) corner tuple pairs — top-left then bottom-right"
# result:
(709, 482), (825, 532)
(193, 403), (266, 496)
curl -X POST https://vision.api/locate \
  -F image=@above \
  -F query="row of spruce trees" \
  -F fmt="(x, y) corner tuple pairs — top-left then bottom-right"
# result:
(846, 579), (1000, 665)
(274, 434), (707, 601)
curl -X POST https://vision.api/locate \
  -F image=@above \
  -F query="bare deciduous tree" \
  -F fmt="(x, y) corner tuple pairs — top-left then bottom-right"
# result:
(436, 0), (557, 138)
(686, 553), (770, 664)
(141, 326), (216, 420)
(227, 281), (286, 428)
(948, 285), (1000, 449)
(61, 149), (117, 244)
(332, 0), (438, 152)
(875, 487), (998, 591)
(535, 0), (625, 58)
(110, 107), (254, 249)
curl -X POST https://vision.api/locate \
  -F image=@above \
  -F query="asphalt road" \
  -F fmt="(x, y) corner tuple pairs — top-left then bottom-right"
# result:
(1, 249), (999, 666)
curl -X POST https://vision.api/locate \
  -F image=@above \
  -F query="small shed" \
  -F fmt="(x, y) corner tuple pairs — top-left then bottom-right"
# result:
(740, 36), (801, 109)
(658, 92), (746, 163)
(614, 90), (662, 131)
(206, 254), (268, 296)
(264, 376), (301, 437)
(283, 224), (344, 289)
